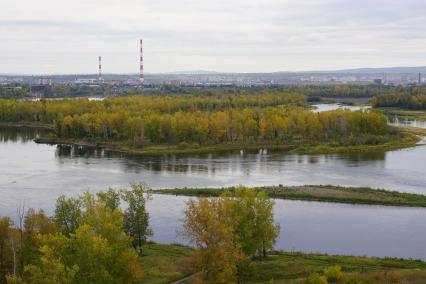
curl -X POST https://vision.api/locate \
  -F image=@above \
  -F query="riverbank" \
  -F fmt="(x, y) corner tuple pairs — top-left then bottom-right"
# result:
(377, 107), (426, 120)
(138, 243), (426, 284)
(0, 121), (54, 130)
(152, 185), (426, 207)
(33, 128), (422, 156)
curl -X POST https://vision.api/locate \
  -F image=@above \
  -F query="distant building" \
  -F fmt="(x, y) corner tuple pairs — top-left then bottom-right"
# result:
(170, 80), (181, 87)
(373, 79), (382, 85)
(35, 78), (52, 86)
(75, 78), (98, 84)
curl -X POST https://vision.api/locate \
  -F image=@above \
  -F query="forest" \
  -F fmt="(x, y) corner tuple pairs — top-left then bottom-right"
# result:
(372, 92), (426, 110)
(0, 93), (393, 150)
(147, 84), (407, 99)
(0, 87), (29, 99)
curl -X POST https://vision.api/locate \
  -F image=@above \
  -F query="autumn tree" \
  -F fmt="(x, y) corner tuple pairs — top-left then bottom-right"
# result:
(183, 197), (246, 284)
(25, 192), (139, 284)
(0, 217), (13, 284)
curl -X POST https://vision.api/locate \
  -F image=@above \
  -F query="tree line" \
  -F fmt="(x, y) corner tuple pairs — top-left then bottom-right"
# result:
(0, 94), (390, 147)
(0, 87), (29, 99)
(372, 92), (426, 110)
(0, 92), (306, 122)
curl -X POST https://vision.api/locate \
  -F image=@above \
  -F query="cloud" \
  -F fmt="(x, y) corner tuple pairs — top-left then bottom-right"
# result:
(1, 0), (425, 74)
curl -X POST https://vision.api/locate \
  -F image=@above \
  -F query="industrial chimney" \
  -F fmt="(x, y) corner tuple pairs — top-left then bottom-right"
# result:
(139, 39), (144, 84)
(98, 56), (103, 82)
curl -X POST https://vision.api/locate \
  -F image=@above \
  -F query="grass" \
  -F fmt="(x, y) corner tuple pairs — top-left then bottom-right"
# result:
(138, 243), (426, 284)
(248, 251), (426, 283)
(152, 185), (426, 207)
(136, 243), (196, 284)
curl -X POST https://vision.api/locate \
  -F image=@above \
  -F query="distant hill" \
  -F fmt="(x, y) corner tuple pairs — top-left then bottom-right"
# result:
(334, 66), (426, 74)
(165, 70), (219, 75)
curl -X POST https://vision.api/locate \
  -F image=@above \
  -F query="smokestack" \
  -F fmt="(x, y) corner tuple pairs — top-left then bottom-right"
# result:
(139, 39), (144, 84)
(419, 72), (422, 85)
(98, 56), (102, 82)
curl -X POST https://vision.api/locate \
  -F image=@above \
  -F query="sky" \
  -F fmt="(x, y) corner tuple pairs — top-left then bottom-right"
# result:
(1, 0), (426, 74)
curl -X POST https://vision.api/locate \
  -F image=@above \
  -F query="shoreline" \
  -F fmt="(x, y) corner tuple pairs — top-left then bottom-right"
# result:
(34, 130), (422, 155)
(1, 121), (424, 155)
(151, 185), (426, 208)
(0, 121), (54, 130)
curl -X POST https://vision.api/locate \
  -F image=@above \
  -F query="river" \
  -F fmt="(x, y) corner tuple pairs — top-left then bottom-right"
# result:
(1, 105), (426, 259)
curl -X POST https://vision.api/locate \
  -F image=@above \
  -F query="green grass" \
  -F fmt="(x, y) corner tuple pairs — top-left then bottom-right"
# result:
(136, 243), (196, 284)
(152, 185), (426, 207)
(138, 243), (426, 284)
(248, 252), (426, 283)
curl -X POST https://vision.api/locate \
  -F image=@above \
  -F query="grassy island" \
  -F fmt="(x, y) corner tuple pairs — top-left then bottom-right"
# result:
(153, 185), (426, 207)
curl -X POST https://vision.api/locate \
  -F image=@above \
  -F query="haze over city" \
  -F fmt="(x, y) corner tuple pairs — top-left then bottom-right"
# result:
(1, 0), (426, 74)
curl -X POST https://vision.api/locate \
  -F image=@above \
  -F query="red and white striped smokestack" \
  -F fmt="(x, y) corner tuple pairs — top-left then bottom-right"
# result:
(139, 39), (144, 84)
(98, 56), (102, 82)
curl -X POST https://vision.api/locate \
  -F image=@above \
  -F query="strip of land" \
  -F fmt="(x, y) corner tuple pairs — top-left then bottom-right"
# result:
(138, 243), (426, 284)
(34, 126), (422, 155)
(152, 185), (426, 207)
(378, 107), (426, 120)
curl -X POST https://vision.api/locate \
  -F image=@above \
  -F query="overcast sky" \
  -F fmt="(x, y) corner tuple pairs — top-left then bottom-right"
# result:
(1, 0), (426, 74)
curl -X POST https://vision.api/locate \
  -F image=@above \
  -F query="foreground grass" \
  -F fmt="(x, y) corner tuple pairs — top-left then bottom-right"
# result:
(249, 251), (426, 284)
(152, 185), (426, 207)
(136, 243), (196, 284)
(138, 243), (426, 284)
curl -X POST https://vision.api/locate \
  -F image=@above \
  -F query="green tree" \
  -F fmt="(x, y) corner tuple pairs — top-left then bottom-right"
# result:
(224, 187), (280, 258)
(96, 188), (120, 211)
(120, 184), (152, 249)
(54, 195), (82, 236)
(26, 192), (138, 284)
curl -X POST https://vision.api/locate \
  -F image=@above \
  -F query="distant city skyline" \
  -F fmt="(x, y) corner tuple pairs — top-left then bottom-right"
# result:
(1, 0), (426, 74)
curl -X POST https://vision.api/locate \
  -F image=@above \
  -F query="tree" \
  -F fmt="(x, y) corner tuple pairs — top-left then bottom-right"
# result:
(183, 198), (246, 284)
(97, 188), (120, 211)
(26, 192), (138, 284)
(54, 195), (82, 236)
(22, 209), (56, 267)
(0, 217), (13, 284)
(24, 245), (78, 284)
(223, 187), (280, 258)
(120, 184), (152, 249)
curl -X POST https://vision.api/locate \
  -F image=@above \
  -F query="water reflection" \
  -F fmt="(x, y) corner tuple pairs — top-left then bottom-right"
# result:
(388, 115), (426, 129)
(0, 128), (48, 143)
(312, 103), (371, 112)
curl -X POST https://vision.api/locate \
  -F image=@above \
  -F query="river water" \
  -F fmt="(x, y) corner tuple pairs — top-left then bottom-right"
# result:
(1, 105), (426, 259)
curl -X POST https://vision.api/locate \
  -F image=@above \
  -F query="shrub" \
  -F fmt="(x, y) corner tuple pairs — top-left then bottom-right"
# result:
(308, 272), (328, 284)
(324, 265), (343, 282)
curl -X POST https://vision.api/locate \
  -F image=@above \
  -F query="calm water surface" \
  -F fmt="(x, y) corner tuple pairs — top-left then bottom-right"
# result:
(149, 195), (426, 260)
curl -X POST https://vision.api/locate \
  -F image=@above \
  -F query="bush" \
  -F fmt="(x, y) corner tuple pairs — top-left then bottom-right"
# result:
(324, 265), (343, 282)
(308, 272), (328, 284)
